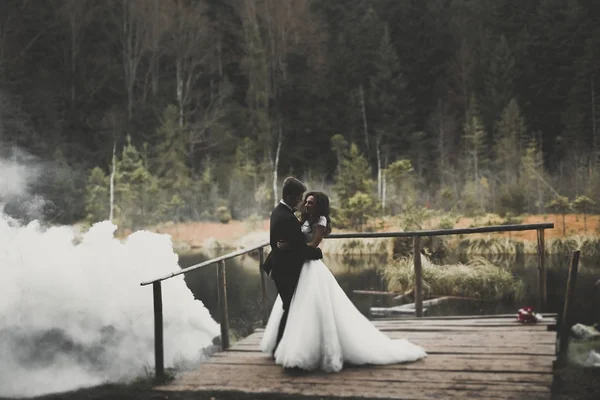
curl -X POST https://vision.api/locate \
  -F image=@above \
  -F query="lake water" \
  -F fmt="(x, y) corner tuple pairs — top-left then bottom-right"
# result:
(178, 250), (600, 339)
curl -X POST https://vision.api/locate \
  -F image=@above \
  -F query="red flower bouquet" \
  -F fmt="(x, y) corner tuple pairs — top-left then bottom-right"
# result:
(517, 306), (543, 323)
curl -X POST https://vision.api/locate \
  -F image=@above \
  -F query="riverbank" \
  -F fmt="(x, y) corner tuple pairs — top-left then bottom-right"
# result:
(149, 213), (600, 253)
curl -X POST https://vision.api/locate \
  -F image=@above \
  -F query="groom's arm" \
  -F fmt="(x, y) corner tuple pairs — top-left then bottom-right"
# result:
(281, 215), (323, 260)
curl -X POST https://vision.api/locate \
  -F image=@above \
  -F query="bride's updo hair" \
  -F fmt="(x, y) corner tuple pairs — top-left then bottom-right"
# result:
(301, 191), (332, 236)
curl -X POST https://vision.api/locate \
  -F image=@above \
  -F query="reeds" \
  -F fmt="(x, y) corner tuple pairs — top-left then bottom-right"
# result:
(379, 255), (525, 301)
(455, 236), (535, 256)
(548, 236), (600, 258)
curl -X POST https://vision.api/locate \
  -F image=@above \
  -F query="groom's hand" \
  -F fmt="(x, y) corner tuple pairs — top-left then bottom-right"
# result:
(277, 240), (290, 250)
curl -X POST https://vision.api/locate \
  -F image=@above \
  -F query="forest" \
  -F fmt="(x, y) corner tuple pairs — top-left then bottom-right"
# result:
(1, 0), (599, 230)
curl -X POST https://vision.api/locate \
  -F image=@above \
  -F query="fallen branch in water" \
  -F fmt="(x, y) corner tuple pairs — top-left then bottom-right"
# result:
(369, 296), (478, 316)
(353, 290), (399, 296)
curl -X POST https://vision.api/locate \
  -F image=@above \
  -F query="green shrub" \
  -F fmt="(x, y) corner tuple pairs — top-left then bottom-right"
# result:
(216, 206), (231, 224)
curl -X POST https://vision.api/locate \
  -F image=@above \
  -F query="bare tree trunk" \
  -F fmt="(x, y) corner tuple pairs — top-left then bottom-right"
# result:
(176, 59), (184, 127)
(376, 137), (382, 202)
(382, 150), (389, 214)
(438, 100), (446, 186)
(359, 84), (370, 153)
(272, 125), (283, 206)
(70, 13), (76, 108)
(592, 76), (600, 174)
(109, 140), (116, 222)
(123, 1), (134, 119)
(152, 0), (159, 96)
(119, 0), (147, 121)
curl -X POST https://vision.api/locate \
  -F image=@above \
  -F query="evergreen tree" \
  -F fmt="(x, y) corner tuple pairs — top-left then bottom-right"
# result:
(333, 143), (378, 229)
(115, 136), (158, 229)
(495, 99), (528, 185)
(154, 105), (193, 221)
(85, 167), (109, 223)
(155, 105), (191, 191)
(369, 26), (414, 202)
(483, 35), (515, 135)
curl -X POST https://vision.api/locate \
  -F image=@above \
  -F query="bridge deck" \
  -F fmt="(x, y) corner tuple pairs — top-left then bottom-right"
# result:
(156, 315), (557, 399)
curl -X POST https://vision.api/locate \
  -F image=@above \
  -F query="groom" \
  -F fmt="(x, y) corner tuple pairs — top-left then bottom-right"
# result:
(264, 176), (323, 349)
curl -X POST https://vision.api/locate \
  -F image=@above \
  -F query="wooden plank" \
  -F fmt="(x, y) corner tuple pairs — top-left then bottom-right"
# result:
(242, 333), (554, 346)
(177, 364), (552, 386)
(243, 330), (555, 343)
(252, 314), (557, 331)
(375, 326), (552, 332)
(196, 360), (553, 385)
(372, 317), (555, 324)
(229, 344), (555, 356)
(214, 351), (555, 363)
(231, 337), (555, 353)
(205, 352), (553, 373)
(376, 320), (554, 326)
(159, 362), (551, 399)
(324, 222), (554, 239)
(372, 313), (556, 321)
(371, 320), (556, 327)
(159, 382), (549, 400)
(268, 332), (551, 341)
(233, 330), (557, 355)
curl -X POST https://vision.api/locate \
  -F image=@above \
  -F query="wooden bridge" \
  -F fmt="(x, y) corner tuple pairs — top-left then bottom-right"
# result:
(156, 314), (557, 399)
(141, 222), (562, 399)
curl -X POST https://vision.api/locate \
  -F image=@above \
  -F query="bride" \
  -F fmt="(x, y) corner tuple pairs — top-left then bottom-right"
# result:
(260, 191), (427, 372)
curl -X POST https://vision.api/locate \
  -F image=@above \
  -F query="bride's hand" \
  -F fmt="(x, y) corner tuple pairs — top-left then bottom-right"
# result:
(277, 240), (290, 250)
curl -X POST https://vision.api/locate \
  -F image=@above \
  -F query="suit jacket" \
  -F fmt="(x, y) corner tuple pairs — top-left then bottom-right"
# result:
(262, 202), (322, 276)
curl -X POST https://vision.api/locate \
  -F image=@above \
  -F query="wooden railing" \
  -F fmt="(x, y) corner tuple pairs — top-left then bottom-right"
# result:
(140, 222), (554, 382)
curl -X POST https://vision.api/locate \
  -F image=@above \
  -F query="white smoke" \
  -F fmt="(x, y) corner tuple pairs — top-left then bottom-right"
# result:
(0, 155), (39, 201)
(0, 155), (220, 398)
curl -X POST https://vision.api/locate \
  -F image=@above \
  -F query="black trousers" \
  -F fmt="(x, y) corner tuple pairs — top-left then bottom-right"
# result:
(272, 265), (301, 349)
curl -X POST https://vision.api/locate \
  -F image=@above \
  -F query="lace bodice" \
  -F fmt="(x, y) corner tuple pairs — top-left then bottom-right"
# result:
(301, 216), (327, 243)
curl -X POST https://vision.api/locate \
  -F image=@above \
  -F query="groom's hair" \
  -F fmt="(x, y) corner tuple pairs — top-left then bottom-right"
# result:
(282, 176), (306, 197)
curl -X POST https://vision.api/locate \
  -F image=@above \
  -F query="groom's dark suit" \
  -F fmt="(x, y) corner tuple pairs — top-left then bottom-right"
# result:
(267, 201), (323, 346)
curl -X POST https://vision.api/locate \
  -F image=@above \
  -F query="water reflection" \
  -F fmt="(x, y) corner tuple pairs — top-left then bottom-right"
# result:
(177, 250), (600, 338)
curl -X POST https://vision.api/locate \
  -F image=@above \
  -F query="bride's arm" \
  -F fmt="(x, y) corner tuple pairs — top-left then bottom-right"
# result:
(307, 216), (328, 247)
(307, 224), (325, 247)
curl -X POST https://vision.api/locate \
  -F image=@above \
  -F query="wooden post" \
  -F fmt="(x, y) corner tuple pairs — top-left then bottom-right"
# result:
(217, 260), (230, 350)
(556, 250), (580, 368)
(413, 236), (423, 317)
(258, 247), (268, 327)
(152, 281), (165, 383)
(536, 228), (547, 312)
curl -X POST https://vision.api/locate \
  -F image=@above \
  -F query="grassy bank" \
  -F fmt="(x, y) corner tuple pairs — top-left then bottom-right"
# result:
(380, 255), (524, 301)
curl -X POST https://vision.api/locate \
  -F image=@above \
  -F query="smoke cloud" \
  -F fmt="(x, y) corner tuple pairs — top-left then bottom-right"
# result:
(0, 154), (220, 398)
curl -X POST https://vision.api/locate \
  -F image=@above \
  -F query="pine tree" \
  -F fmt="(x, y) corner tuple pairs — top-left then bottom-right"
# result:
(85, 167), (109, 223)
(495, 99), (528, 185)
(155, 105), (191, 191)
(154, 105), (192, 221)
(369, 26), (414, 204)
(116, 136), (158, 229)
(333, 143), (378, 228)
(463, 99), (487, 183)
(43, 148), (83, 223)
(483, 35), (515, 135)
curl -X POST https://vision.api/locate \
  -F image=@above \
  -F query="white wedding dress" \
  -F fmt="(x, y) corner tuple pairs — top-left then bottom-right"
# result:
(260, 216), (427, 372)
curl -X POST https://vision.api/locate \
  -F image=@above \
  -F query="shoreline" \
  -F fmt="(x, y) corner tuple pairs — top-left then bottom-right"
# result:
(146, 213), (600, 254)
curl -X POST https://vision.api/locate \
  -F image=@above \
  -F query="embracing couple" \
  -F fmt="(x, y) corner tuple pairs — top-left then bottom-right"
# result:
(260, 177), (427, 373)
